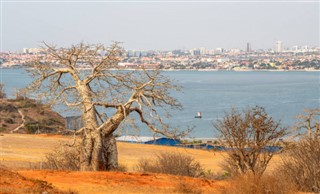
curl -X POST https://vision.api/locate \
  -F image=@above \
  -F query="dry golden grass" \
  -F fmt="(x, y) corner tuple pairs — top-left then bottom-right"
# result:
(0, 133), (283, 194)
(0, 134), (228, 172)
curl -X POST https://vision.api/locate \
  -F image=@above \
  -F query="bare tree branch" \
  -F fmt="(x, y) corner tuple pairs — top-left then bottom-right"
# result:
(25, 42), (186, 171)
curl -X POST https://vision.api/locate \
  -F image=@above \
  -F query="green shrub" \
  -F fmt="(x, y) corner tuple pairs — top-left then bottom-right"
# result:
(4, 118), (14, 124)
(25, 122), (42, 133)
(0, 127), (6, 132)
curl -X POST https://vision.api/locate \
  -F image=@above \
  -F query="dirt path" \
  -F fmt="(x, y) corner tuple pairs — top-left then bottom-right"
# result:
(11, 109), (25, 133)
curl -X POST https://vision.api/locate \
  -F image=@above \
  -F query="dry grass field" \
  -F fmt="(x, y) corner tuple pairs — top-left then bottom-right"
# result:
(0, 134), (282, 193)
(0, 134), (227, 172)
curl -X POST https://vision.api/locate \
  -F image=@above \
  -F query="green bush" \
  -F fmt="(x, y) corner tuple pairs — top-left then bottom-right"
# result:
(0, 127), (6, 132)
(25, 122), (42, 133)
(4, 118), (14, 124)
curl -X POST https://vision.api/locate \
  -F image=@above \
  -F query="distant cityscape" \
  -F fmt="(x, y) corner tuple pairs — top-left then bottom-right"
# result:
(1, 41), (319, 71)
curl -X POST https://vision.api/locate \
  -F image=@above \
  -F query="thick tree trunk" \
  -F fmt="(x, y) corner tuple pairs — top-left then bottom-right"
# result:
(103, 133), (118, 170)
(79, 86), (122, 171)
(80, 131), (118, 171)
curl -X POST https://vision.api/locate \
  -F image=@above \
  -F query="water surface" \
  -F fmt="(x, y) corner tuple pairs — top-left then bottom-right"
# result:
(1, 69), (319, 137)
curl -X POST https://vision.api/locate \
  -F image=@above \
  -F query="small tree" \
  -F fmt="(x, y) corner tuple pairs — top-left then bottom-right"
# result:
(26, 42), (187, 171)
(0, 83), (6, 98)
(213, 106), (287, 176)
(295, 108), (320, 141)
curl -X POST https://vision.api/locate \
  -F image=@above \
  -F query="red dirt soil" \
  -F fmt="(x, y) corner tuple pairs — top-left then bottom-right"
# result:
(17, 170), (227, 194)
(0, 167), (71, 194)
(0, 134), (228, 193)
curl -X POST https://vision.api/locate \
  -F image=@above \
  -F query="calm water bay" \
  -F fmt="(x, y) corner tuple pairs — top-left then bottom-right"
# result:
(1, 69), (319, 138)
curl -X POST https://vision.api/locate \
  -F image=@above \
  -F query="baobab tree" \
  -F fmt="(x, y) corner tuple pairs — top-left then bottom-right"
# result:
(26, 42), (187, 171)
(295, 108), (320, 142)
(279, 109), (320, 192)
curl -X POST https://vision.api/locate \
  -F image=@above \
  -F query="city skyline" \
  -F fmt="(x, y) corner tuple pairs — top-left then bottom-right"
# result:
(1, 1), (319, 51)
(3, 40), (319, 53)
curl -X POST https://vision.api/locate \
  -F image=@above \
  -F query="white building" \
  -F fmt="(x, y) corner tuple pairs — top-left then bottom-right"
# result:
(275, 41), (284, 53)
(199, 47), (206, 56)
(22, 47), (44, 54)
(214, 48), (224, 54)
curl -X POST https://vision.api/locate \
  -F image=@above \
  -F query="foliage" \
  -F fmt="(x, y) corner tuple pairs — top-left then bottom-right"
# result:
(213, 106), (287, 176)
(4, 118), (14, 124)
(0, 104), (17, 112)
(17, 99), (37, 108)
(0, 127), (6, 132)
(136, 152), (204, 178)
(24, 122), (42, 134)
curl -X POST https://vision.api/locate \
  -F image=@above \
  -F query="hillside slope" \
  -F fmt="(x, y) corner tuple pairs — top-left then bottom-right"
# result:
(0, 167), (74, 194)
(0, 98), (65, 134)
(17, 170), (227, 194)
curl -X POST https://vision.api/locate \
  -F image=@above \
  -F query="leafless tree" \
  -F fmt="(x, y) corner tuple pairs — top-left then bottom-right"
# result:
(213, 106), (287, 176)
(279, 138), (320, 192)
(278, 109), (320, 192)
(294, 108), (320, 141)
(26, 42), (187, 171)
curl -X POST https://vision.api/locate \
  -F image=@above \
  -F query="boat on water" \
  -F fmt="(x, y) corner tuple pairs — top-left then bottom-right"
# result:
(195, 112), (202, 119)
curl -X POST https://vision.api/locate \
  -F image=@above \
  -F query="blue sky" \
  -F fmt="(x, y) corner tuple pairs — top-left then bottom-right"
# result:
(1, 1), (319, 51)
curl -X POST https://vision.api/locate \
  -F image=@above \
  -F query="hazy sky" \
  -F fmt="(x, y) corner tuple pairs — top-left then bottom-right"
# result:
(1, 1), (319, 51)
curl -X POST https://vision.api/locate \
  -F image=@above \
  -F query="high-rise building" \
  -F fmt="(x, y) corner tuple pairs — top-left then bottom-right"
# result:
(200, 47), (206, 56)
(22, 48), (29, 54)
(275, 41), (284, 52)
(292, 45), (299, 52)
(214, 48), (224, 54)
(190, 48), (201, 56)
(246, 42), (251, 53)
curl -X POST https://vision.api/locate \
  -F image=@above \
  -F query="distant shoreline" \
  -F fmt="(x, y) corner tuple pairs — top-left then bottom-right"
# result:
(0, 66), (319, 72)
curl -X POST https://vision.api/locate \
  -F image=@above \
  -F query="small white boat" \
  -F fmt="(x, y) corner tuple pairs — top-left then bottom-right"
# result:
(195, 112), (202, 119)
